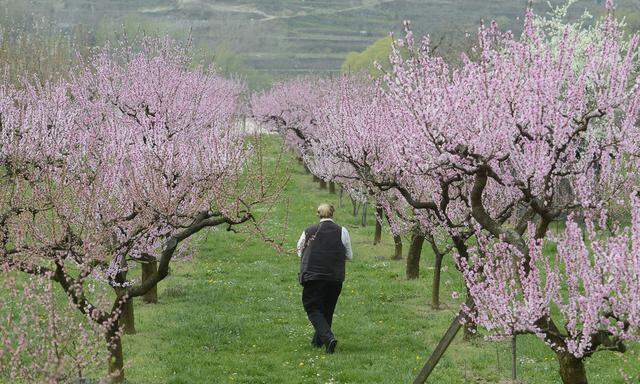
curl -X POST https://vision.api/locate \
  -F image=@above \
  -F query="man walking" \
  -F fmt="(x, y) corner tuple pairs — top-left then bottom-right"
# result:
(297, 203), (353, 354)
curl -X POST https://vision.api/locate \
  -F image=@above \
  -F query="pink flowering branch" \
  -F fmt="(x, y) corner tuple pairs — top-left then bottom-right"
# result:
(0, 36), (281, 383)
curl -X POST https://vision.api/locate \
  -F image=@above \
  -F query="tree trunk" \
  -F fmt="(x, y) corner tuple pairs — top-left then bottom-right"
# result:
(463, 321), (477, 341)
(115, 264), (135, 335)
(406, 230), (424, 279)
(351, 197), (359, 217)
(392, 235), (403, 260)
(141, 261), (158, 304)
(451, 236), (478, 340)
(329, 181), (336, 194)
(426, 234), (444, 309)
(373, 207), (383, 245)
(556, 353), (588, 384)
(119, 296), (136, 335)
(361, 201), (368, 227)
(313, 175), (320, 183)
(462, 288), (477, 341)
(432, 252), (444, 309)
(339, 187), (344, 207)
(106, 326), (125, 383)
(319, 179), (327, 189)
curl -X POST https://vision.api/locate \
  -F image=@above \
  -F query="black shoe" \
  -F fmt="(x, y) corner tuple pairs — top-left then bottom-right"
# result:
(325, 338), (337, 354)
(311, 333), (322, 348)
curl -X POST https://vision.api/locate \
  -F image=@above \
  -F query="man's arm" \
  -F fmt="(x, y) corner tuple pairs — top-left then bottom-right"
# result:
(341, 227), (353, 260)
(296, 231), (306, 257)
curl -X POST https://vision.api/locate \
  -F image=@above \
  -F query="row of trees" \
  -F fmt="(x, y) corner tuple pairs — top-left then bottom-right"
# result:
(251, 2), (640, 382)
(251, 77), (439, 288)
(0, 38), (283, 383)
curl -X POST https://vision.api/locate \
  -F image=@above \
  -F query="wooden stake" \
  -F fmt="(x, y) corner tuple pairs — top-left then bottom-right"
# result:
(413, 313), (463, 384)
(511, 336), (517, 381)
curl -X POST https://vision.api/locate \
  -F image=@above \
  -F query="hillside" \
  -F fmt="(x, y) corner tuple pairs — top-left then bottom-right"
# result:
(4, 0), (639, 83)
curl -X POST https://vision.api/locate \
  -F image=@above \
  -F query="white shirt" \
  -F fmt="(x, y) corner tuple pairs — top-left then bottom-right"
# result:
(297, 218), (353, 260)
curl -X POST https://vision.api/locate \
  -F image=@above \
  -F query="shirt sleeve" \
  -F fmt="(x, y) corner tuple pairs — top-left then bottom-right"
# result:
(342, 227), (353, 261)
(296, 231), (306, 257)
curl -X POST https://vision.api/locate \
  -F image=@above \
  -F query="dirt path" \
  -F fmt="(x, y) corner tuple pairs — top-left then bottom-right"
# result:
(257, 0), (399, 22)
(167, 0), (398, 23)
(237, 117), (274, 135)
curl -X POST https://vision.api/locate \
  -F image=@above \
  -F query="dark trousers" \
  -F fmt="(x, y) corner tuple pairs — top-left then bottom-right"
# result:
(302, 280), (343, 345)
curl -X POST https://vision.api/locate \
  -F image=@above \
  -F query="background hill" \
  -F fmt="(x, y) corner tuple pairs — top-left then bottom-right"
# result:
(2, 0), (640, 87)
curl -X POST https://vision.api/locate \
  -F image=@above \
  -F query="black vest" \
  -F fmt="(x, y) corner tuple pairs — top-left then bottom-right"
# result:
(299, 221), (346, 284)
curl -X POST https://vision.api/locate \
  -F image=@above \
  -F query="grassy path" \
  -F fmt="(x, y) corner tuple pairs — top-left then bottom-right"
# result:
(123, 138), (639, 383)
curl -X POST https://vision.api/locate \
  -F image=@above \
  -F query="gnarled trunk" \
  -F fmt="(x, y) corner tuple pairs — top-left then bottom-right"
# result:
(557, 353), (588, 384)
(119, 296), (136, 335)
(141, 260), (158, 304)
(106, 325), (124, 383)
(115, 266), (135, 335)
(406, 229), (424, 279)
(426, 233), (444, 309)
(392, 235), (403, 260)
(451, 236), (477, 340)
(373, 206), (383, 245)
(462, 288), (477, 340)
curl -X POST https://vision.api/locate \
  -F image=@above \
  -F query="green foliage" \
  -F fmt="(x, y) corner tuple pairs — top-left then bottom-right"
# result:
(341, 36), (393, 77)
(194, 43), (274, 90)
(618, 9), (640, 33)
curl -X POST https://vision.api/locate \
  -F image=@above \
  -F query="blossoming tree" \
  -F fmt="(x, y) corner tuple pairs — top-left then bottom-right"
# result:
(381, 2), (640, 382)
(252, 77), (426, 272)
(0, 39), (277, 383)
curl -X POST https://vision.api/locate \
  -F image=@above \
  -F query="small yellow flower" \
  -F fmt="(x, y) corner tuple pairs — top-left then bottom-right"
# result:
(299, 362), (305, 367)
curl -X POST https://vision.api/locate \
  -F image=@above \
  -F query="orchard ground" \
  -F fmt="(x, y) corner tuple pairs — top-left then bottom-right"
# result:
(121, 137), (639, 384)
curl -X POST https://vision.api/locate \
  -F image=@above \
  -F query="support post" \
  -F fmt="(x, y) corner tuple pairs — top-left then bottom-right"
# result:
(413, 313), (463, 384)
(511, 336), (517, 381)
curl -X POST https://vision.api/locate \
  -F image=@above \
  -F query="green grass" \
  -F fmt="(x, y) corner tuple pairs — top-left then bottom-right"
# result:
(117, 136), (639, 383)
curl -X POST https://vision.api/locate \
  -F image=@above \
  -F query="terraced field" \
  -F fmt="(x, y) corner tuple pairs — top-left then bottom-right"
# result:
(6, 0), (640, 79)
